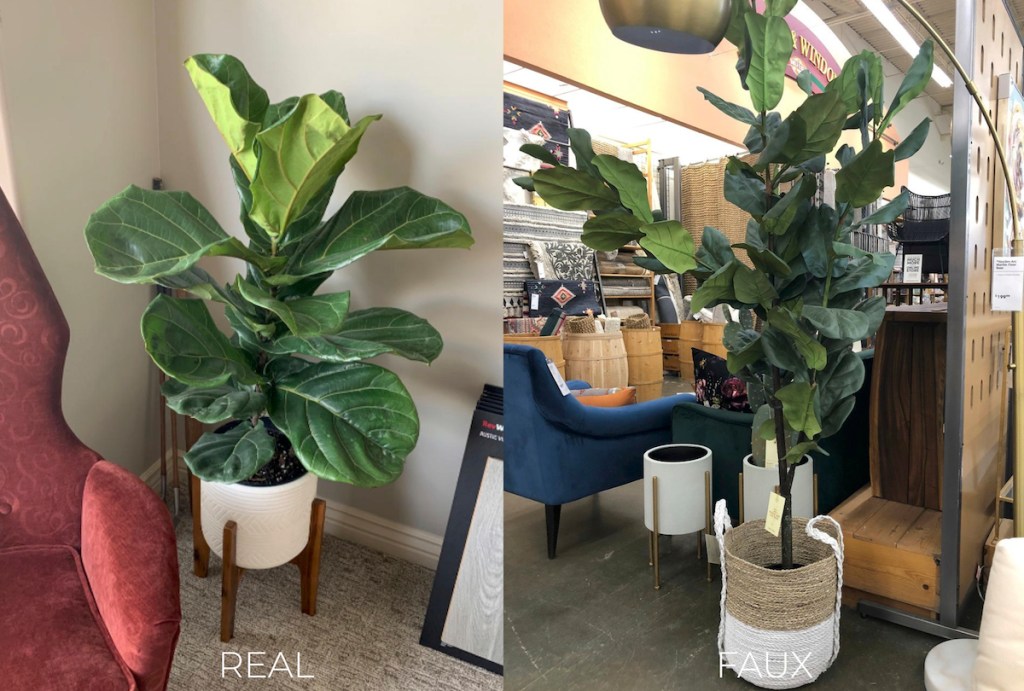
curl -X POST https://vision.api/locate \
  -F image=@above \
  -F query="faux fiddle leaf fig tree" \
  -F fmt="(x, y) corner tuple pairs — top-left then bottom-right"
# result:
(517, 1), (935, 568)
(85, 54), (473, 487)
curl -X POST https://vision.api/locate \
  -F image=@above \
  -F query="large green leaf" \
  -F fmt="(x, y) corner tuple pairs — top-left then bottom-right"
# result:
(760, 327), (807, 373)
(692, 262), (740, 312)
(567, 128), (603, 180)
(236, 278), (350, 337)
(249, 94), (380, 236)
(744, 13), (794, 112)
(818, 350), (865, 417)
(185, 54), (269, 180)
(769, 307), (827, 370)
(766, 0), (799, 17)
(857, 191), (909, 227)
(86, 186), (234, 284)
(592, 155), (653, 223)
(637, 221), (696, 274)
(789, 89), (848, 160)
(581, 211), (645, 251)
(724, 0), (751, 47)
(733, 265), (777, 308)
(336, 307), (443, 363)
(162, 379), (266, 424)
(835, 139), (895, 206)
(267, 361), (419, 486)
(519, 144), (561, 167)
(531, 165), (620, 211)
(697, 226), (737, 272)
(894, 118), (931, 162)
(281, 187), (472, 280)
(802, 305), (870, 339)
(763, 175), (816, 235)
(881, 40), (935, 132)
(775, 381), (822, 438)
(142, 294), (261, 386)
(184, 422), (275, 483)
(697, 87), (757, 126)
(829, 251), (896, 294)
(724, 158), (767, 218)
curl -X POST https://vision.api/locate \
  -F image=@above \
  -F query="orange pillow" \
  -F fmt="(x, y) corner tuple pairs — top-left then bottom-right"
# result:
(570, 387), (637, 408)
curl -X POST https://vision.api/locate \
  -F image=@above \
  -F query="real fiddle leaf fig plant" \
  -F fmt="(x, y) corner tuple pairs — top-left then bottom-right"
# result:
(85, 54), (473, 487)
(517, 2), (934, 568)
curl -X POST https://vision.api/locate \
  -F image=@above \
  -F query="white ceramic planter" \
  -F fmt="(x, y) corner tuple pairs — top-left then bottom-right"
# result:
(742, 454), (814, 523)
(201, 472), (318, 570)
(644, 443), (712, 535)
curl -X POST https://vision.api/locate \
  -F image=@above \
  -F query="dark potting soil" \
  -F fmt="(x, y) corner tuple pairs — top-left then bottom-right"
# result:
(239, 424), (307, 487)
(765, 563), (806, 570)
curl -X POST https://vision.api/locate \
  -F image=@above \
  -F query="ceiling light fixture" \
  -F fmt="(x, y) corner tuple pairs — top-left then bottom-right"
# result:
(859, 0), (953, 87)
(598, 0), (732, 54)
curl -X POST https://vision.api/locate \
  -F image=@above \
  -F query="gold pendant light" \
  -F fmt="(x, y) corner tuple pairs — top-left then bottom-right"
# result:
(599, 0), (734, 54)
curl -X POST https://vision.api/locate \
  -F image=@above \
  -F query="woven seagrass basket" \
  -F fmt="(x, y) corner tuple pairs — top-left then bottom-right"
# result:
(715, 502), (844, 689)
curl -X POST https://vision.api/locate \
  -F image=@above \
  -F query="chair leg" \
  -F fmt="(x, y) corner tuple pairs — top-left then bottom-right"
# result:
(290, 499), (326, 616)
(220, 520), (243, 643)
(191, 474), (210, 578)
(545, 504), (561, 559)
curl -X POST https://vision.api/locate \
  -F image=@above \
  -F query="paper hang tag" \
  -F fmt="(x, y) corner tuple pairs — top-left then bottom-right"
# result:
(548, 360), (571, 396)
(765, 492), (786, 537)
(530, 293), (540, 311)
(903, 254), (923, 283)
(992, 253), (1024, 312)
(764, 441), (779, 469)
(704, 533), (721, 565)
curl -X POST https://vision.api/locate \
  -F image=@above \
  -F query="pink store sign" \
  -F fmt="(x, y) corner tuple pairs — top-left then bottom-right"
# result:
(753, 2), (842, 94)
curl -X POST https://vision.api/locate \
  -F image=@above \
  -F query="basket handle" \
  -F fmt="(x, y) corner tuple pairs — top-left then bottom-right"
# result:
(806, 515), (844, 664)
(714, 499), (731, 652)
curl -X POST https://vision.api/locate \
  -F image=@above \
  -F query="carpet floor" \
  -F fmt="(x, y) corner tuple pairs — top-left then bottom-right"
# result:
(169, 512), (501, 690)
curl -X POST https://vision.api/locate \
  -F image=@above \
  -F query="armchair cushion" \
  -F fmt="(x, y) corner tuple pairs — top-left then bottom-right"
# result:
(82, 461), (180, 691)
(0, 544), (135, 691)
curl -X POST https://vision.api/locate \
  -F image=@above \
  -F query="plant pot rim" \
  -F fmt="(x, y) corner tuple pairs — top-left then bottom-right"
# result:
(645, 443), (712, 464)
(724, 518), (838, 574)
(742, 453), (811, 470)
(201, 470), (317, 493)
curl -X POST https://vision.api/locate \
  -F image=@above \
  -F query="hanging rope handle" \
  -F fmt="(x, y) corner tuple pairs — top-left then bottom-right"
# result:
(713, 499), (732, 652)
(806, 515), (844, 664)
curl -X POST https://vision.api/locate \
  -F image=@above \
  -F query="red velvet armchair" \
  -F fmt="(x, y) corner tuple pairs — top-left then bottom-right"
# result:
(0, 188), (181, 690)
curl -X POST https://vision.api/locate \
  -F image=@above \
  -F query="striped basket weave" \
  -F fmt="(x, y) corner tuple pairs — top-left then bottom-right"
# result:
(714, 500), (843, 689)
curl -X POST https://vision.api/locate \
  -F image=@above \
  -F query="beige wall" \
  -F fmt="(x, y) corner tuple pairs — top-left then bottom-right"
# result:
(153, 0), (502, 537)
(0, 0), (161, 474)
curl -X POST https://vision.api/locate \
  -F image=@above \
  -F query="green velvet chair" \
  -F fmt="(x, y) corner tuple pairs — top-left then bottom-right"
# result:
(672, 351), (873, 521)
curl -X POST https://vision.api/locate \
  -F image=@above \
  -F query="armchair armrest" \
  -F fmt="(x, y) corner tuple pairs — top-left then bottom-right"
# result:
(554, 393), (698, 438)
(81, 461), (180, 691)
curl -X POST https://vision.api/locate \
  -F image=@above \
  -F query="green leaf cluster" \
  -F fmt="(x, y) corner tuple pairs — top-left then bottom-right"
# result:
(85, 54), (473, 485)
(516, 8), (935, 472)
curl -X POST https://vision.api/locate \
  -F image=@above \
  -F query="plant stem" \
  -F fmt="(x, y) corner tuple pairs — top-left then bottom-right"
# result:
(771, 365), (794, 569)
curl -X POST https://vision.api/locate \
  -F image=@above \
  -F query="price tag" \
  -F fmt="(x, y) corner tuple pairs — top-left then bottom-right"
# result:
(548, 361), (571, 396)
(765, 492), (786, 537)
(904, 254), (923, 283)
(704, 533), (721, 565)
(764, 441), (779, 469)
(992, 253), (1024, 312)
(530, 293), (540, 311)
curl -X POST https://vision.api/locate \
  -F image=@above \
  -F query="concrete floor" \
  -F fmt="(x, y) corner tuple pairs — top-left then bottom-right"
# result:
(505, 481), (942, 690)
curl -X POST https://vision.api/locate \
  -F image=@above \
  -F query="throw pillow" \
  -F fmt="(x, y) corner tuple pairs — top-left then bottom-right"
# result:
(692, 348), (751, 413)
(528, 240), (595, 280)
(570, 387), (637, 408)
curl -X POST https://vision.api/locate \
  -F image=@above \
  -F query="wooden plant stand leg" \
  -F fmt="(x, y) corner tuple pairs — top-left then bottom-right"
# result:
(220, 520), (244, 642)
(290, 499), (327, 616)
(191, 474), (210, 578)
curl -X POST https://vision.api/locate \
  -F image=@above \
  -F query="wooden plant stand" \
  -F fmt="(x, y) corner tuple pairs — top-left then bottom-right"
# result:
(190, 475), (327, 642)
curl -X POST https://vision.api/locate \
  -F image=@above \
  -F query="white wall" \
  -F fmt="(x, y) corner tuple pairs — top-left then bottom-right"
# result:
(153, 0), (503, 539)
(0, 0), (162, 474)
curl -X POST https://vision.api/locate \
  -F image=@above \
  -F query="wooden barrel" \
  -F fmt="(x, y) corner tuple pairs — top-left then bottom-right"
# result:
(503, 334), (565, 379)
(702, 322), (728, 359)
(563, 332), (628, 389)
(621, 327), (663, 402)
(679, 321), (703, 383)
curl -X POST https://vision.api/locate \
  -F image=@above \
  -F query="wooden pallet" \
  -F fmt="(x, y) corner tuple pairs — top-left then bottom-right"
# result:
(830, 485), (941, 615)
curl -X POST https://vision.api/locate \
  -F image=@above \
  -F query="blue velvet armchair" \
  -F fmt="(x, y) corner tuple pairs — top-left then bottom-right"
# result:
(504, 344), (696, 558)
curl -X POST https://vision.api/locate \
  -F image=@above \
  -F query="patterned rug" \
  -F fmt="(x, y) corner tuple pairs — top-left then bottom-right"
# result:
(503, 203), (587, 317)
(169, 514), (501, 690)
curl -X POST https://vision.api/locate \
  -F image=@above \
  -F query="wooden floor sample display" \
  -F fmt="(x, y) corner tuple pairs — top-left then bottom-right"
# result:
(441, 457), (504, 664)
(830, 485), (941, 615)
